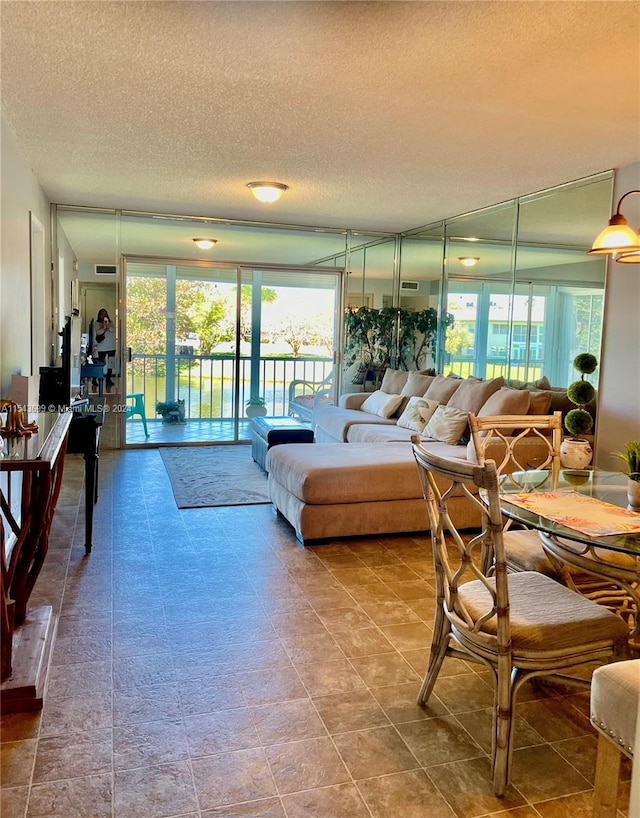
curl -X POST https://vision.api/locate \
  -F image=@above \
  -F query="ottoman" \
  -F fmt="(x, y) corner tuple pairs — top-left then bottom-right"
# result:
(266, 442), (481, 544)
(250, 415), (314, 472)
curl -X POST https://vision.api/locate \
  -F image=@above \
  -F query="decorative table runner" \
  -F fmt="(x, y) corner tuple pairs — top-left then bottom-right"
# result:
(502, 490), (640, 537)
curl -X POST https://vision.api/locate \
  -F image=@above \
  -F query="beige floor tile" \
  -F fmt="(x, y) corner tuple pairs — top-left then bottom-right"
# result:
(113, 682), (182, 725)
(432, 671), (495, 712)
(33, 729), (112, 782)
(330, 626), (395, 658)
(510, 744), (592, 802)
(426, 756), (527, 817)
(40, 692), (113, 737)
(517, 696), (593, 742)
(27, 774), (113, 818)
(295, 658), (367, 697)
(372, 563), (421, 583)
(371, 681), (448, 723)
(357, 768), (456, 818)
(312, 689), (390, 733)
(280, 632), (346, 664)
(178, 673), (247, 715)
(455, 707), (546, 754)
(114, 718), (190, 769)
(332, 725), (420, 779)
(349, 652), (421, 687)
(1, 786), (29, 818)
(331, 567), (386, 587)
(315, 605), (373, 632)
(303, 588), (358, 610)
(114, 761), (198, 818)
(359, 599), (422, 626)
(267, 609), (327, 637)
(202, 798), (286, 817)
(281, 782), (371, 818)
(184, 707), (260, 757)
(347, 583), (402, 604)
(46, 659), (113, 699)
(384, 579), (435, 601)
(397, 715), (484, 767)
(0, 740), (37, 787)
(239, 666), (307, 705)
(192, 748), (277, 809)
(379, 621), (432, 651)
(265, 736), (350, 793)
(251, 698), (327, 744)
(531, 789), (612, 818)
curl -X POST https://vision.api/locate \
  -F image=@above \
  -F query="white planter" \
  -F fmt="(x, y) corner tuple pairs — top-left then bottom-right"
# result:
(560, 438), (593, 470)
(627, 478), (640, 512)
(246, 404), (267, 419)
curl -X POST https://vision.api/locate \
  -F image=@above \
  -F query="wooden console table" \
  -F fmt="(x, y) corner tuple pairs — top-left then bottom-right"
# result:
(0, 411), (72, 712)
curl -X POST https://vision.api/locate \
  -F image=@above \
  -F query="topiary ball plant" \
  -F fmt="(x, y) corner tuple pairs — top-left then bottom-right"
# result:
(564, 353), (597, 439)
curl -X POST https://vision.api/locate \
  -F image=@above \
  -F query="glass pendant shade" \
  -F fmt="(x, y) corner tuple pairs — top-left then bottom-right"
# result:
(615, 247), (640, 263)
(588, 220), (640, 255)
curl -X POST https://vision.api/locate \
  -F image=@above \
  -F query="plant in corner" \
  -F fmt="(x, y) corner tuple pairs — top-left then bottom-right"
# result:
(613, 440), (640, 511)
(560, 352), (597, 469)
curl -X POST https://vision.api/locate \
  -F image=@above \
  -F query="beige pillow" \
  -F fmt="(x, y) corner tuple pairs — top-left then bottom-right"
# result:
(424, 405), (470, 445)
(477, 386), (530, 417)
(361, 390), (404, 418)
(424, 374), (463, 403)
(401, 371), (436, 397)
(396, 396), (439, 432)
(527, 390), (552, 415)
(447, 376), (505, 414)
(380, 368), (409, 394)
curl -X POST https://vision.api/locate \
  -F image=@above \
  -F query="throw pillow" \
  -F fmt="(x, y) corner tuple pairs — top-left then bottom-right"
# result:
(447, 376), (505, 414)
(424, 405), (470, 445)
(508, 375), (551, 391)
(527, 389), (552, 415)
(477, 386), (531, 417)
(361, 390), (404, 419)
(424, 374), (463, 404)
(400, 371), (436, 397)
(380, 368), (409, 395)
(396, 396), (439, 432)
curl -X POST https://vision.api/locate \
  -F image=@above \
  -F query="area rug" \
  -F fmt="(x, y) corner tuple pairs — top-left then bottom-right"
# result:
(159, 446), (270, 508)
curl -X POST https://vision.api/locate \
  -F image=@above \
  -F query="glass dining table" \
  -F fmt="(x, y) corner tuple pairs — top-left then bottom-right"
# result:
(498, 468), (640, 651)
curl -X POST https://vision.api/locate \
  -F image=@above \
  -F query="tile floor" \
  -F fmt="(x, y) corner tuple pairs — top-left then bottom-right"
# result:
(0, 445), (631, 818)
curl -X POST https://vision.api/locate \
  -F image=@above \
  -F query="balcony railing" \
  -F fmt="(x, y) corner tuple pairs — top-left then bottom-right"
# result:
(126, 354), (333, 420)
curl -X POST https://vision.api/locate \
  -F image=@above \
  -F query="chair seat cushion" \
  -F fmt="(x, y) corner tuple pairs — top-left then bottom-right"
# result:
(503, 529), (559, 577)
(457, 571), (629, 653)
(591, 659), (640, 756)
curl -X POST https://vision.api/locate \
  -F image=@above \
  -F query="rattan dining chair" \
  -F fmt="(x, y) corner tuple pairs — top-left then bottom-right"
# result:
(469, 412), (564, 578)
(411, 440), (629, 796)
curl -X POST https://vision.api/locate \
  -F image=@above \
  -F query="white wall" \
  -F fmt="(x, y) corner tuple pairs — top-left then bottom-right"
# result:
(595, 161), (640, 469)
(0, 112), (51, 396)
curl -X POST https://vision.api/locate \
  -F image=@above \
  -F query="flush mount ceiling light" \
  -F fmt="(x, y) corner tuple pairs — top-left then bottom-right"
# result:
(192, 238), (218, 250)
(588, 189), (640, 263)
(458, 257), (480, 267)
(246, 181), (289, 203)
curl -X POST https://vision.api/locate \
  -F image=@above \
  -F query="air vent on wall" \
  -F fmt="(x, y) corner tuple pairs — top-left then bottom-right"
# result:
(400, 280), (419, 291)
(95, 264), (116, 275)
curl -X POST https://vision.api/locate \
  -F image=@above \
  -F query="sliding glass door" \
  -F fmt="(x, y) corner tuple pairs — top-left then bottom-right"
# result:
(123, 258), (340, 446)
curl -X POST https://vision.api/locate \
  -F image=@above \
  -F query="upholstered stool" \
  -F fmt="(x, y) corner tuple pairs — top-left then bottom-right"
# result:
(125, 392), (149, 437)
(250, 415), (314, 472)
(590, 659), (640, 818)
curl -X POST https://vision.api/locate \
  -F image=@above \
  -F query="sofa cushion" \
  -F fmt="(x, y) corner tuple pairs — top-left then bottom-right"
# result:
(401, 371), (436, 397)
(424, 405), (469, 445)
(347, 423), (418, 443)
(447, 376), (505, 414)
(478, 386), (531, 417)
(396, 396), (440, 432)
(424, 374), (464, 403)
(314, 404), (396, 442)
(361, 390), (404, 418)
(380, 368), (409, 394)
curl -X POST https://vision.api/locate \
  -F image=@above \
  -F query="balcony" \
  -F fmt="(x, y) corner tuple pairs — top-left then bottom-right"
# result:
(123, 353), (333, 445)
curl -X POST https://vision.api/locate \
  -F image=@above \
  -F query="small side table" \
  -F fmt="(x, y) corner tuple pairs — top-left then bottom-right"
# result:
(250, 415), (314, 472)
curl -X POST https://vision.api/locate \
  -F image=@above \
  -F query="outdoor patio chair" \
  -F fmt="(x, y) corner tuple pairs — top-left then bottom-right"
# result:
(287, 368), (334, 423)
(411, 439), (629, 796)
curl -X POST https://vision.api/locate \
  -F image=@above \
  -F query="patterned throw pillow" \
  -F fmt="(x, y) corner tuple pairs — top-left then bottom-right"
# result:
(396, 397), (440, 432)
(344, 360), (369, 385)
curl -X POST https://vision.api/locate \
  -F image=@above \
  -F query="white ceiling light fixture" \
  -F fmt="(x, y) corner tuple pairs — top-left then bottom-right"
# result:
(247, 181), (289, 203)
(192, 238), (218, 249)
(458, 256), (480, 267)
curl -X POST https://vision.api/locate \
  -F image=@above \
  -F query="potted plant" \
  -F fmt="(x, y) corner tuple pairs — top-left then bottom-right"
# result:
(245, 396), (268, 419)
(613, 440), (640, 510)
(560, 353), (597, 469)
(156, 399), (186, 424)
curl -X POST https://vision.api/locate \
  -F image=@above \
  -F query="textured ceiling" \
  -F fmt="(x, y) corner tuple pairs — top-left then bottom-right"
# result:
(1, 1), (639, 234)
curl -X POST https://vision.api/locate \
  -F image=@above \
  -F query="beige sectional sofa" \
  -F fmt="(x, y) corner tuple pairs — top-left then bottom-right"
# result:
(267, 369), (559, 544)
